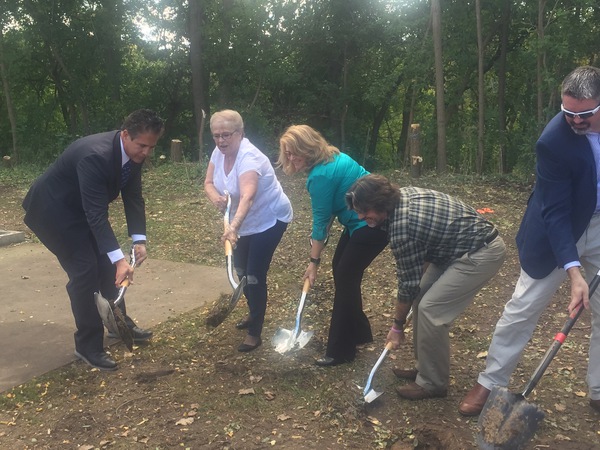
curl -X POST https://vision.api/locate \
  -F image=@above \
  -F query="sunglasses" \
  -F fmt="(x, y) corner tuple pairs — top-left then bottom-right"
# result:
(561, 103), (600, 120)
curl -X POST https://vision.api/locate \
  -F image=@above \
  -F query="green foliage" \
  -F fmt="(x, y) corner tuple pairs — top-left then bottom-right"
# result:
(1, 0), (600, 174)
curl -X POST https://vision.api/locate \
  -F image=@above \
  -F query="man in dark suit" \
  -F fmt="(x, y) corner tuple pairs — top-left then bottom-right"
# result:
(23, 109), (164, 371)
(459, 66), (600, 415)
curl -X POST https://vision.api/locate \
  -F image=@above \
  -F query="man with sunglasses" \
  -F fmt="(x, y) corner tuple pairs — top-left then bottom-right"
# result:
(345, 174), (506, 400)
(460, 65), (600, 416)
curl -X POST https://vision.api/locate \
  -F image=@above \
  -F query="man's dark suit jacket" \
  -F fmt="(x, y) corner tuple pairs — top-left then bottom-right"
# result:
(516, 112), (597, 279)
(23, 131), (146, 260)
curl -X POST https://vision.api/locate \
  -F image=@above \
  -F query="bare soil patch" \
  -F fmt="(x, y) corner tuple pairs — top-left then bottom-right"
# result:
(1, 167), (598, 449)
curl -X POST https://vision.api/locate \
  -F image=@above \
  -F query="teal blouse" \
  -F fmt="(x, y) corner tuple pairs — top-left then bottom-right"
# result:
(306, 152), (369, 241)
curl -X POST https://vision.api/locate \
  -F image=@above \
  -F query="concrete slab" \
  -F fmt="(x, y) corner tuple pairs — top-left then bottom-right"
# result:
(0, 242), (230, 392)
(0, 230), (25, 247)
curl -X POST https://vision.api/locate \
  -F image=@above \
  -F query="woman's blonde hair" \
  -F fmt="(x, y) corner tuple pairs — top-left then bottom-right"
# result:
(277, 125), (339, 175)
(210, 109), (244, 133)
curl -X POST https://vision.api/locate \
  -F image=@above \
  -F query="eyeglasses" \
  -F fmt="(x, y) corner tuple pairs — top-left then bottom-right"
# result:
(212, 130), (238, 141)
(561, 104), (600, 120)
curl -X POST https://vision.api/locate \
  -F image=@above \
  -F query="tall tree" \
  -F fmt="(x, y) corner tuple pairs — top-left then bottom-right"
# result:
(189, 0), (208, 155)
(431, 0), (446, 173)
(0, 28), (18, 162)
(475, 0), (484, 174)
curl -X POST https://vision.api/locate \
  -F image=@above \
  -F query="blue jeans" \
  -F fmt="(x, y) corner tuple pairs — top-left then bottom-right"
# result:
(233, 220), (288, 338)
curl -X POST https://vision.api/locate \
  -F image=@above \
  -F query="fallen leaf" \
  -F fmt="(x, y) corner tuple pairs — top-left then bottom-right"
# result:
(575, 391), (587, 397)
(277, 414), (291, 421)
(477, 351), (488, 359)
(239, 388), (255, 395)
(176, 417), (194, 426)
(367, 416), (382, 426)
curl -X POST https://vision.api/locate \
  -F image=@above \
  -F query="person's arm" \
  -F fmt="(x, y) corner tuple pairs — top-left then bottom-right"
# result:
(204, 161), (227, 213)
(386, 301), (412, 348)
(223, 170), (258, 246)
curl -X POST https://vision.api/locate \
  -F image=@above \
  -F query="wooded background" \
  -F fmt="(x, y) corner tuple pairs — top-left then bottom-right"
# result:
(1, 0), (599, 175)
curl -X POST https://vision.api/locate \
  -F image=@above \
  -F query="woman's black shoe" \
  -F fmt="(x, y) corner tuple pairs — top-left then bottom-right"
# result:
(235, 318), (251, 330)
(238, 337), (262, 352)
(314, 356), (351, 367)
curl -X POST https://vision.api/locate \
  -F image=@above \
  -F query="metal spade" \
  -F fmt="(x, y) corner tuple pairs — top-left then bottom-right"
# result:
(362, 341), (394, 403)
(272, 279), (314, 354)
(94, 245), (136, 351)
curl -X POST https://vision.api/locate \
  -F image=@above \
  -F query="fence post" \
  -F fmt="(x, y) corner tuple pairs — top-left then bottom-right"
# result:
(170, 139), (183, 162)
(409, 124), (422, 178)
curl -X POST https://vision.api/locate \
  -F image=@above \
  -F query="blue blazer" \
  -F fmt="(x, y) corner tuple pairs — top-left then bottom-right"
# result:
(516, 112), (597, 279)
(22, 131), (146, 260)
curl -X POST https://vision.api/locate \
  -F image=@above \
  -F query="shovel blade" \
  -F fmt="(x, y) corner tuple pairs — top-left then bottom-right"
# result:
(272, 328), (314, 354)
(477, 386), (545, 450)
(294, 330), (314, 350)
(364, 388), (384, 404)
(94, 292), (120, 336)
(94, 292), (134, 352)
(272, 328), (294, 354)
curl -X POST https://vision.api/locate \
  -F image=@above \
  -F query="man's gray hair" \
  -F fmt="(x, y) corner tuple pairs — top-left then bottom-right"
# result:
(562, 65), (600, 101)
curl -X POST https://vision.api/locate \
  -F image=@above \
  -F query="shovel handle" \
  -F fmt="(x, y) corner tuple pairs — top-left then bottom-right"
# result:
(302, 278), (311, 293)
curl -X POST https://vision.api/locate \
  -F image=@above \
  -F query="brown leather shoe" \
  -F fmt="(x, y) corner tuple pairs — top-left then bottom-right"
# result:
(458, 382), (491, 416)
(395, 382), (447, 400)
(591, 399), (600, 413)
(392, 368), (418, 380)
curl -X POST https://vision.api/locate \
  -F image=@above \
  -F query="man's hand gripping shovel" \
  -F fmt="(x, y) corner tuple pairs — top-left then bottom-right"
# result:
(94, 246), (136, 351)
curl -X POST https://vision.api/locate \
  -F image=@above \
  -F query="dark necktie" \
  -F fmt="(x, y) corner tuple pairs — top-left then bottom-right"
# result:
(121, 160), (132, 186)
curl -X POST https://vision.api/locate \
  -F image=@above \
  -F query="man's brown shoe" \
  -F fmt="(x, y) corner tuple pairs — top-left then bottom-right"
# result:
(591, 399), (600, 413)
(458, 382), (491, 416)
(395, 382), (447, 400)
(392, 368), (418, 380)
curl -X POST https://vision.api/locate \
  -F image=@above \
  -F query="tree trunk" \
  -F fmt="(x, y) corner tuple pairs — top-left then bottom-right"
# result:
(0, 30), (18, 163)
(189, 0), (208, 157)
(537, 0), (547, 132)
(475, 0), (484, 175)
(497, 0), (511, 174)
(431, 0), (447, 173)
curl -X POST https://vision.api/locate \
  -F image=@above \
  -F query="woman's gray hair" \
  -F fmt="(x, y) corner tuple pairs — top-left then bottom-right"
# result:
(210, 109), (244, 132)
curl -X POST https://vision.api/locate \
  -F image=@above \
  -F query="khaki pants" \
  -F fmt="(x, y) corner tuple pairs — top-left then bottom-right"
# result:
(479, 213), (600, 400)
(413, 236), (506, 391)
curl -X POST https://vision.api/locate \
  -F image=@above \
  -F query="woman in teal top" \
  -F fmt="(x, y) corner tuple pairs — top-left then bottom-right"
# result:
(278, 125), (388, 366)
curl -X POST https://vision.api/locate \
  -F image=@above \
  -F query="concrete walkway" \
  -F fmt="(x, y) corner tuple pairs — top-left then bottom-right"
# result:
(0, 243), (230, 392)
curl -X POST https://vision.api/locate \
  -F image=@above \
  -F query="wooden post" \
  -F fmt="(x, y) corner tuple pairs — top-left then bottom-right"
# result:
(2, 155), (12, 168)
(170, 139), (183, 162)
(409, 124), (422, 178)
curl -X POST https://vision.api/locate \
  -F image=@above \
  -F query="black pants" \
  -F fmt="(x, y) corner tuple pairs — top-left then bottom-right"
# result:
(325, 225), (388, 360)
(233, 220), (288, 338)
(56, 235), (132, 355)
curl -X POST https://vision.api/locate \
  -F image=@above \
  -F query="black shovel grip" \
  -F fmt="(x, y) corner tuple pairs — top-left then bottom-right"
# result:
(521, 271), (599, 397)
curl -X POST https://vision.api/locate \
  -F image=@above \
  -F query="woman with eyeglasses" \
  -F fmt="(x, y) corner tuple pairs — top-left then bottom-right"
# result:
(204, 110), (293, 352)
(277, 125), (388, 366)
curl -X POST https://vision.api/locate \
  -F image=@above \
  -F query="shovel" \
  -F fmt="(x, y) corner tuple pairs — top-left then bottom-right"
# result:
(477, 271), (599, 450)
(272, 279), (314, 354)
(94, 245), (135, 351)
(205, 192), (247, 327)
(361, 308), (413, 403)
